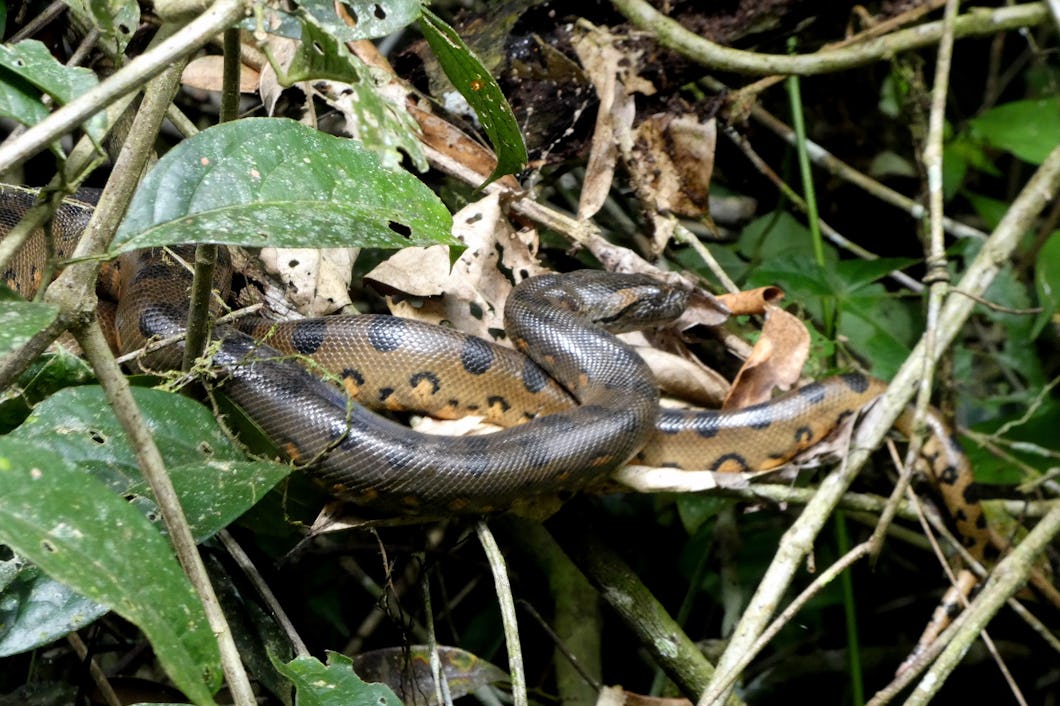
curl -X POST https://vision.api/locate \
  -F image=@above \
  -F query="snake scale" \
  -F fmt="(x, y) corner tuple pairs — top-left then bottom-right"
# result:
(0, 185), (988, 560)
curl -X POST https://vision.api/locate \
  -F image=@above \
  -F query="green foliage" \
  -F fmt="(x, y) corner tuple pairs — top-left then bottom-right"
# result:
(969, 97), (1060, 165)
(0, 387), (289, 665)
(113, 118), (455, 252)
(944, 96), (1060, 196)
(65, 0), (139, 54)
(274, 652), (404, 706)
(0, 301), (58, 358)
(279, 16), (429, 171)
(1033, 232), (1060, 337)
(419, 7), (528, 184)
(0, 40), (104, 151)
(0, 436), (222, 703)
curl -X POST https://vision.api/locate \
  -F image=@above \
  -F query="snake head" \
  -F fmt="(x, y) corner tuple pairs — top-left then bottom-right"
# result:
(568, 271), (689, 333)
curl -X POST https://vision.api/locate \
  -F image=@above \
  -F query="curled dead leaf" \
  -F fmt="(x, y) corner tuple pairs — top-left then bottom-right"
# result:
(724, 303), (809, 409)
(716, 285), (785, 316)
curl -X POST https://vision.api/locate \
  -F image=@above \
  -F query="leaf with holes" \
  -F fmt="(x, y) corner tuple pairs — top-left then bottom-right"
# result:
(295, 0), (420, 41)
(112, 118), (454, 252)
(66, 0), (139, 54)
(285, 18), (427, 171)
(1, 386), (289, 658)
(418, 8), (527, 184)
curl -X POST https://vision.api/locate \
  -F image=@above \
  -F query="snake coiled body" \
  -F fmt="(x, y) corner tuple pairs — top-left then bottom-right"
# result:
(1, 185), (988, 558)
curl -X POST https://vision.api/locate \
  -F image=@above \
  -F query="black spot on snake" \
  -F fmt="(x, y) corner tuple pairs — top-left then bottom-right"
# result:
(521, 358), (549, 393)
(378, 387), (394, 402)
(744, 403), (772, 430)
(688, 411), (721, 439)
(797, 381), (827, 404)
(794, 426), (814, 444)
(342, 368), (365, 386)
(487, 395), (511, 412)
(460, 336), (494, 375)
(937, 465), (959, 485)
(711, 453), (750, 472)
(962, 483), (981, 503)
(132, 262), (174, 284)
(409, 371), (441, 394)
(291, 319), (326, 355)
(367, 316), (406, 352)
(841, 372), (871, 393)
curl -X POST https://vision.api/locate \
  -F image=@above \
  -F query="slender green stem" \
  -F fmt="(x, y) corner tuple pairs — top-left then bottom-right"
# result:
(785, 57), (833, 337)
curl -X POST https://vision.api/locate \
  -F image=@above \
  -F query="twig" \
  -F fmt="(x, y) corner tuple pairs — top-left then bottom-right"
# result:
(720, 126), (925, 292)
(879, 504), (1060, 705)
(218, 530), (309, 657)
(476, 521), (528, 706)
(707, 542), (875, 699)
(0, 0), (249, 172)
(730, 97), (988, 242)
(611, 0), (1047, 76)
(420, 558), (454, 706)
(52, 58), (256, 704)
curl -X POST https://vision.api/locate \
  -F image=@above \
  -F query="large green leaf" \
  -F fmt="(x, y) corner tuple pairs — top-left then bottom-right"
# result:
(419, 8), (527, 184)
(0, 387), (289, 662)
(0, 40), (104, 144)
(0, 438), (221, 703)
(113, 118), (454, 252)
(1033, 232), (1060, 338)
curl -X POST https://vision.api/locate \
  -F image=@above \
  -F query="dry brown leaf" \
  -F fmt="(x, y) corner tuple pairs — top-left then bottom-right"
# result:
(258, 248), (357, 316)
(571, 25), (639, 221)
(716, 285), (785, 316)
(629, 114), (717, 254)
(635, 345), (729, 407)
(364, 193), (545, 341)
(408, 104), (522, 188)
(360, 245), (452, 297)
(672, 284), (731, 330)
(181, 55), (260, 93)
(595, 685), (694, 706)
(723, 303), (810, 409)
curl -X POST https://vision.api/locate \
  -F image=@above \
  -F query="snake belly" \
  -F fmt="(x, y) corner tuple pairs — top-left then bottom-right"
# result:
(0, 184), (988, 558)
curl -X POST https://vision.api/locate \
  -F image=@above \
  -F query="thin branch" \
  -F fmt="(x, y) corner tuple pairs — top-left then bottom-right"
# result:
(0, 0), (249, 172)
(611, 0), (1048, 76)
(477, 522), (528, 706)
